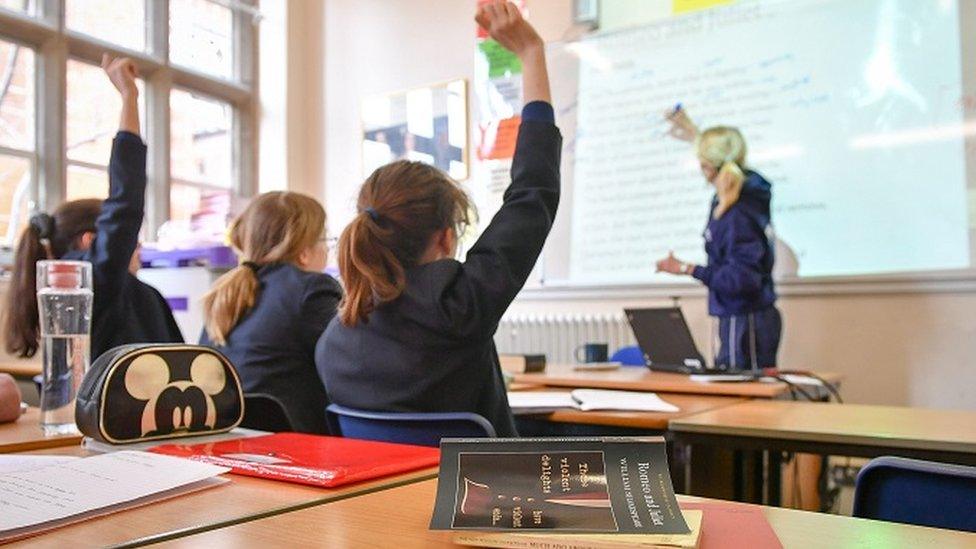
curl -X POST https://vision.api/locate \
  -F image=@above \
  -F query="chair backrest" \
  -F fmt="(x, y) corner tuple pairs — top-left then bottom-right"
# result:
(611, 345), (646, 366)
(326, 404), (496, 447)
(853, 456), (976, 532)
(241, 393), (295, 432)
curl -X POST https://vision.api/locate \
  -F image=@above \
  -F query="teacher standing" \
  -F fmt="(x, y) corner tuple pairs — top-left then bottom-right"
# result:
(655, 108), (781, 371)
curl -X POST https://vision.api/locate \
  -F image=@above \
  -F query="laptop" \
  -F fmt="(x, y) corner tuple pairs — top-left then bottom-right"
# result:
(624, 307), (724, 374)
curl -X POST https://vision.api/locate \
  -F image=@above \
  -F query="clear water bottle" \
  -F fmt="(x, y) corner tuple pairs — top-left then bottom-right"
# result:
(36, 260), (92, 435)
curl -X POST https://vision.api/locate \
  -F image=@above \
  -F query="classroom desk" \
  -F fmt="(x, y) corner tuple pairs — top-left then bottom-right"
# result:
(513, 365), (843, 399)
(154, 479), (976, 549)
(669, 400), (976, 466)
(7, 445), (438, 549)
(0, 408), (82, 453)
(0, 358), (41, 378)
(520, 391), (749, 431)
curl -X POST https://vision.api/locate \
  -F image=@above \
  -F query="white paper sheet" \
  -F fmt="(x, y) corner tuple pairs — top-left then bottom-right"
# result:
(0, 455), (79, 474)
(507, 390), (679, 413)
(0, 451), (229, 538)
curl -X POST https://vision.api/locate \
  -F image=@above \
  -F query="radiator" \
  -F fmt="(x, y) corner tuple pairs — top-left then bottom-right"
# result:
(494, 313), (636, 364)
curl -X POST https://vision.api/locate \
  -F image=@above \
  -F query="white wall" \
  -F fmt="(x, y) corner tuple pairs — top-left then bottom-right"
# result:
(314, 0), (976, 410)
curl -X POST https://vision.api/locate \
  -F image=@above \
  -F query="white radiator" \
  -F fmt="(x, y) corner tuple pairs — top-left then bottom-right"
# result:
(494, 313), (636, 364)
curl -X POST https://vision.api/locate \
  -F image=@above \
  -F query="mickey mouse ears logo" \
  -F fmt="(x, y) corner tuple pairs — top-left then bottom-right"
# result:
(124, 353), (228, 436)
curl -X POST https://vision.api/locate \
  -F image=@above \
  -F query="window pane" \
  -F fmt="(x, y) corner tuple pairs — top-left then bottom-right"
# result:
(66, 164), (108, 201)
(67, 60), (144, 166)
(0, 40), (34, 151)
(170, 0), (234, 79)
(0, 154), (30, 244)
(66, 0), (146, 52)
(170, 182), (230, 228)
(170, 89), (232, 187)
(0, 0), (36, 16)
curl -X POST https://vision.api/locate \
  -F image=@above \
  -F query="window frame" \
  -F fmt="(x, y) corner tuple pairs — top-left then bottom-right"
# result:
(0, 0), (257, 240)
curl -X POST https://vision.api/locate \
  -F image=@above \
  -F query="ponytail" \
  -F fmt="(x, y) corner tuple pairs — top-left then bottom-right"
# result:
(338, 160), (472, 327)
(696, 126), (748, 219)
(2, 220), (50, 357)
(712, 161), (745, 218)
(202, 264), (260, 346)
(337, 212), (407, 327)
(202, 191), (327, 345)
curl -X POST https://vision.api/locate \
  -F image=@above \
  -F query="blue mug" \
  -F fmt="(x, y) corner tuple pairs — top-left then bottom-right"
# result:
(575, 343), (609, 363)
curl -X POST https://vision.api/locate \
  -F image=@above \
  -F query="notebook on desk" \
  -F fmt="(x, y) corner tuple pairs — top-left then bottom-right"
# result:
(624, 308), (727, 375)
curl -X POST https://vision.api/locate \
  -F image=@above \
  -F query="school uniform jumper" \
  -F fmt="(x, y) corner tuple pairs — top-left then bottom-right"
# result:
(200, 263), (343, 434)
(315, 102), (561, 437)
(692, 170), (782, 370)
(64, 131), (183, 359)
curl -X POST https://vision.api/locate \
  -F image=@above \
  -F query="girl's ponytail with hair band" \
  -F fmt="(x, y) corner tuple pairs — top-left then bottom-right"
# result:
(363, 207), (380, 222)
(28, 213), (56, 259)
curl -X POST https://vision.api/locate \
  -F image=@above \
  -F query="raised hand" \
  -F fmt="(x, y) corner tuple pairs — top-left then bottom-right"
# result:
(101, 53), (139, 98)
(475, 1), (543, 58)
(475, 1), (550, 105)
(664, 106), (698, 142)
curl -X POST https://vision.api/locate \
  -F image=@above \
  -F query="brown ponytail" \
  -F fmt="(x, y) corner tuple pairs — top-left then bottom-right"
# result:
(338, 160), (472, 326)
(203, 191), (326, 345)
(2, 199), (101, 357)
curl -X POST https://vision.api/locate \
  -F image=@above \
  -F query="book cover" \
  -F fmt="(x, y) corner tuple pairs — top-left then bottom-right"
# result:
(500, 354), (547, 373)
(149, 432), (439, 488)
(430, 437), (689, 535)
(453, 509), (702, 548)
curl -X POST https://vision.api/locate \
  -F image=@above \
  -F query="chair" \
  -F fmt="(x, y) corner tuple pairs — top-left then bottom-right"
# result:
(326, 404), (496, 447)
(241, 393), (295, 432)
(610, 345), (645, 366)
(852, 456), (976, 532)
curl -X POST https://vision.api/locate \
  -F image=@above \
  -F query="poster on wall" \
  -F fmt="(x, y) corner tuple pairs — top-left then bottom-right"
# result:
(361, 79), (469, 181)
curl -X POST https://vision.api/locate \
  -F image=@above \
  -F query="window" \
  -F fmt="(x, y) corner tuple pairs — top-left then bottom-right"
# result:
(0, 39), (34, 244)
(169, 88), (232, 228)
(170, 0), (234, 80)
(0, 0), (257, 248)
(66, 0), (146, 52)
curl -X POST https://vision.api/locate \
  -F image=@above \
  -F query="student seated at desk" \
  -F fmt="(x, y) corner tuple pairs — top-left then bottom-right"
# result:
(316, 1), (560, 437)
(0, 373), (21, 423)
(2, 55), (182, 361)
(200, 192), (341, 434)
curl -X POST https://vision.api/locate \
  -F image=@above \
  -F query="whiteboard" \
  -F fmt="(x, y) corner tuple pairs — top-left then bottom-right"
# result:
(481, 0), (976, 291)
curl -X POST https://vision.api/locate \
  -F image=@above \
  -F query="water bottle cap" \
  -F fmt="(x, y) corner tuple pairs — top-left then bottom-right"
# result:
(37, 260), (92, 291)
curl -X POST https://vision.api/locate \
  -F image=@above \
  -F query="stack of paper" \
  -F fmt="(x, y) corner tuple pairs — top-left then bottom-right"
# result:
(0, 451), (229, 543)
(508, 389), (679, 413)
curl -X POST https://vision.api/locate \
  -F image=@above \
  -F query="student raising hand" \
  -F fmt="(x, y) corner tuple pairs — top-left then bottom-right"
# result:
(101, 53), (140, 135)
(476, 1), (550, 104)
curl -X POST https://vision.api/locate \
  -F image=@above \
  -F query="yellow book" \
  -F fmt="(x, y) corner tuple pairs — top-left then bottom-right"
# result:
(453, 509), (702, 549)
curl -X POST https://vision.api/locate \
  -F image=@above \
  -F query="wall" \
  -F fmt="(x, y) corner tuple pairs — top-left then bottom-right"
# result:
(315, 0), (976, 410)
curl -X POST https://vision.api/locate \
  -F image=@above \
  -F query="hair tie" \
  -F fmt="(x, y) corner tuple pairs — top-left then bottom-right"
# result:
(241, 261), (261, 272)
(364, 207), (380, 222)
(29, 213), (55, 240)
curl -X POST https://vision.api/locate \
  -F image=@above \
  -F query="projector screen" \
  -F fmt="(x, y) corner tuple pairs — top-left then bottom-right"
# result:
(474, 0), (976, 289)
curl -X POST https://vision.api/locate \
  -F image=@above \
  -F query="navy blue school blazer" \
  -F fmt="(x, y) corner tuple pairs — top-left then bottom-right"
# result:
(65, 131), (183, 359)
(200, 264), (343, 434)
(315, 103), (561, 437)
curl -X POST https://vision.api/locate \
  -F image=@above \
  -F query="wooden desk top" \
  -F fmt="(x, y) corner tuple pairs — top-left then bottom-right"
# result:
(156, 479), (976, 549)
(8, 445), (438, 548)
(528, 392), (749, 430)
(514, 365), (843, 399)
(669, 400), (976, 454)
(0, 408), (83, 454)
(0, 358), (41, 378)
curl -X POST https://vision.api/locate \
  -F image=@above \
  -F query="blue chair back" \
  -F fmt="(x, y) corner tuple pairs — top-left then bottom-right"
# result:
(241, 393), (295, 432)
(853, 456), (976, 532)
(326, 404), (496, 447)
(611, 345), (646, 366)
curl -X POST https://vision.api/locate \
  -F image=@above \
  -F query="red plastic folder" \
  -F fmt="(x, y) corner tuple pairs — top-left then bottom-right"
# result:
(149, 433), (439, 488)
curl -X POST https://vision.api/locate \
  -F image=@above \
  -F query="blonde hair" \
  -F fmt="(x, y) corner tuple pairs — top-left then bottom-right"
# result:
(203, 191), (326, 345)
(337, 161), (471, 327)
(697, 126), (747, 218)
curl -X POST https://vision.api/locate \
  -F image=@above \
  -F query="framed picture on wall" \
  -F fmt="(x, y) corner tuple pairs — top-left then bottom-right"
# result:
(361, 78), (469, 181)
